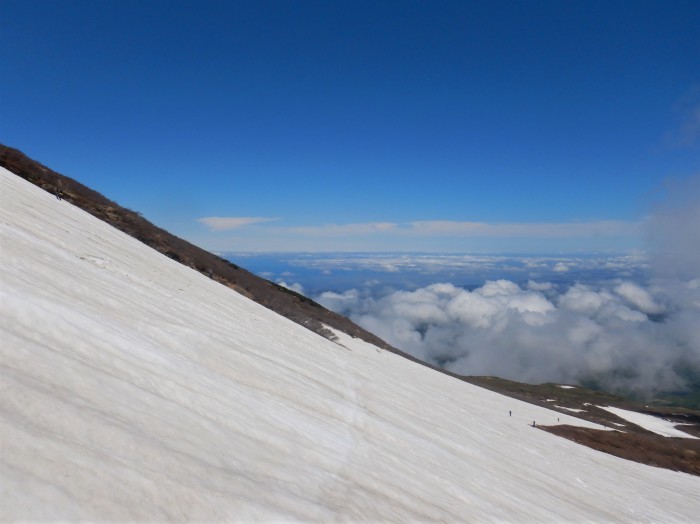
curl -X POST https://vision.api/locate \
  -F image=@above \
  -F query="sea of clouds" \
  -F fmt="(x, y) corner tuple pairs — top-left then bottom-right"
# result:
(315, 176), (700, 396)
(318, 278), (699, 395)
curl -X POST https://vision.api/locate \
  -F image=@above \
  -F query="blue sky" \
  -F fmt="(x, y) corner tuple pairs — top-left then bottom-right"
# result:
(2, 0), (698, 253)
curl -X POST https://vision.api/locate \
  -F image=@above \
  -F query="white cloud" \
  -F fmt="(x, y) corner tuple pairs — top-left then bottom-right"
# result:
(316, 277), (700, 396)
(308, 175), (700, 396)
(277, 280), (305, 295)
(316, 289), (361, 316)
(527, 280), (553, 292)
(614, 282), (664, 315)
(198, 216), (279, 231)
(558, 285), (610, 315)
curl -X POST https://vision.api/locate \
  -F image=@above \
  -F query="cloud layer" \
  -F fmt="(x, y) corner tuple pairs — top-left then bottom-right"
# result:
(282, 253), (649, 289)
(318, 277), (700, 396)
(316, 175), (700, 396)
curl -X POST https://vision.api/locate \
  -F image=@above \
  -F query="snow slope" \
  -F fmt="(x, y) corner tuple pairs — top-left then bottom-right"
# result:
(1, 167), (699, 521)
(598, 406), (698, 439)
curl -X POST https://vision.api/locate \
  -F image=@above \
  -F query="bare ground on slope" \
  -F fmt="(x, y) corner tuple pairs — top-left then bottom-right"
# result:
(466, 376), (700, 476)
(540, 425), (700, 477)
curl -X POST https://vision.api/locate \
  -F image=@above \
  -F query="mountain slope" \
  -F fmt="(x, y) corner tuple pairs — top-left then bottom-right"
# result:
(0, 144), (399, 353)
(2, 167), (699, 520)
(4, 145), (700, 476)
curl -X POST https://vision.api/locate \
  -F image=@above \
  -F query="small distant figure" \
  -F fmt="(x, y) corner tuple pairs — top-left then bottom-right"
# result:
(208, 268), (213, 278)
(532, 420), (536, 427)
(509, 410), (512, 417)
(557, 417), (560, 422)
(54, 188), (62, 201)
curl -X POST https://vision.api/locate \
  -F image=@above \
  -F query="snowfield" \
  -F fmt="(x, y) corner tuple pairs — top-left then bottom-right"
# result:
(598, 406), (698, 439)
(555, 406), (588, 414)
(1, 167), (699, 521)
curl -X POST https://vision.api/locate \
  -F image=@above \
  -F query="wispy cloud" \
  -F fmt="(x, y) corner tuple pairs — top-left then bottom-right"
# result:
(198, 217), (642, 238)
(194, 217), (645, 252)
(407, 220), (643, 237)
(198, 216), (279, 231)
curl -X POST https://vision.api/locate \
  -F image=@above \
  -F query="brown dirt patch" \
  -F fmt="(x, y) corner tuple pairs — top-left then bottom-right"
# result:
(541, 424), (700, 477)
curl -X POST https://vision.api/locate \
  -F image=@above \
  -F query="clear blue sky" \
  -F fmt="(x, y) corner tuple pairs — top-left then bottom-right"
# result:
(2, 0), (698, 252)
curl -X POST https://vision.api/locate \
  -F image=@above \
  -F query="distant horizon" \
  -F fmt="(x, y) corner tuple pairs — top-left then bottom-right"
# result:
(222, 251), (652, 296)
(223, 249), (647, 256)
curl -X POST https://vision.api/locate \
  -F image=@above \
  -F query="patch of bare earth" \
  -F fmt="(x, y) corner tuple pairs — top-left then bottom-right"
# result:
(465, 376), (700, 476)
(540, 425), (700, 477)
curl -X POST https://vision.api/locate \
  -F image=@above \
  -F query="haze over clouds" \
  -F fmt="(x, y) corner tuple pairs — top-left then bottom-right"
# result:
(407, 220), (643, 238)
(200, 219), (644, 253)
(279, 252), (649, 286)
(648, 175), (700, 280)
(318, 176), (700, 396)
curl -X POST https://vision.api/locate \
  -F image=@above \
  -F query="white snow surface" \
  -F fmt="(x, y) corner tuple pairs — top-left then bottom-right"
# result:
(555, 406), (588, 413)
(1, 167), (699, 521)
(598, 406), (699, 440)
